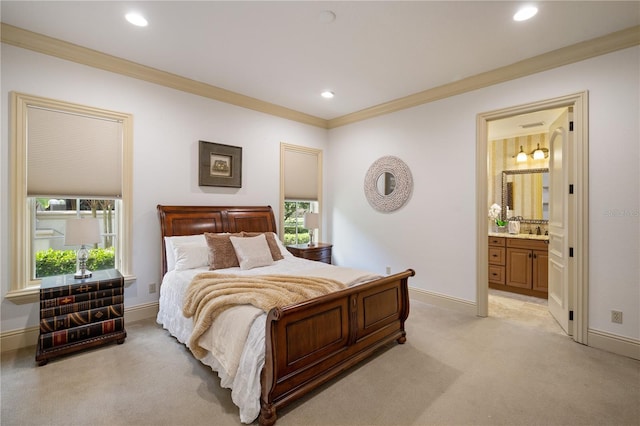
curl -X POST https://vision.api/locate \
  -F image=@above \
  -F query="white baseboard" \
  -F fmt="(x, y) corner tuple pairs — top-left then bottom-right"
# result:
(123, 301), (159, 324)
(0, 325), (40, 353)
(409, 286), (477, 316)
(1, 302), (159, 353)
(588, 328), (640, 360)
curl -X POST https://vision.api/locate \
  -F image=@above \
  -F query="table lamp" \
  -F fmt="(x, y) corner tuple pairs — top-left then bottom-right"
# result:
(65, 217), (101, 279)
(303, 212), (319, 246)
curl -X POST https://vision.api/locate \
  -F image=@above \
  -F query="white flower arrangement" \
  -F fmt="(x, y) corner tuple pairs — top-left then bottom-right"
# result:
(488, 203), (507, 227)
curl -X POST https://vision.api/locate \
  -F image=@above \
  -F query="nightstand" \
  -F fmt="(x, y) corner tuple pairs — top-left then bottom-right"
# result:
(286, 243), (333, 264)
(36, 269), (126, 365)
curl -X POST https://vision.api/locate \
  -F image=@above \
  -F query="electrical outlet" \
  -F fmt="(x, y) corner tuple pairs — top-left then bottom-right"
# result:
(149, 283), (157, 294)
(386, 266), (391, 275)
(611, 310), (623, 324)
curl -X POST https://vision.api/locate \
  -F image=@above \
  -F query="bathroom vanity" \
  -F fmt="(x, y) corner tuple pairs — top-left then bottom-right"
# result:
(488, 233), (549, 298)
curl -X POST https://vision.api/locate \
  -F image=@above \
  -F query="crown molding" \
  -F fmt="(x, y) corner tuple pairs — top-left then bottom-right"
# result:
(0, 23), (329, 129)
(328, 25), (640, 129)
(2, 23), (638, 130)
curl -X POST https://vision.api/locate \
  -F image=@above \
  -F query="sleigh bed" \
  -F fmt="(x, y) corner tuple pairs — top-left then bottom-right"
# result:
(156, 205), (414, 425)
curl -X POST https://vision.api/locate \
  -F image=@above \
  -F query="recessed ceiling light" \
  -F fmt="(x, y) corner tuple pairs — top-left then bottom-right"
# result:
(513, 5), (538, 22)
(318, 10), (336, 24)
(125, 12), (148, 27)
(321, 91), (335, 99)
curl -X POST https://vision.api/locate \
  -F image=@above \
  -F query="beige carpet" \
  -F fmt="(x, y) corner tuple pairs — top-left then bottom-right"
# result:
(2, 299), (639, 426)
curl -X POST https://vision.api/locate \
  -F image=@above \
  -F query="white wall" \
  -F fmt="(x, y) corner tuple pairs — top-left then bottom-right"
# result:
(327, 46), (640, 340)
(0, 45), (328, 332)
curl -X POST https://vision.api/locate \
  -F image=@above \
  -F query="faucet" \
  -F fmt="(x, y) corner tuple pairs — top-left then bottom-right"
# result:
(536, 226), (541, 235)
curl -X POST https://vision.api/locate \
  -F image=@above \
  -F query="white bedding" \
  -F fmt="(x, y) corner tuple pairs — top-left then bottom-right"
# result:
(156, 253), (381, 423)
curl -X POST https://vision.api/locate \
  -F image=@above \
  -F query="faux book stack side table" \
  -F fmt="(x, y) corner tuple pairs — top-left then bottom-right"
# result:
(36, 269), (126, 366)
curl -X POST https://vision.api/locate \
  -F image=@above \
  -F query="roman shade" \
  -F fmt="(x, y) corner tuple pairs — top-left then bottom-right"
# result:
(27, 106), (123, 198)
(283, 148), (319, 201)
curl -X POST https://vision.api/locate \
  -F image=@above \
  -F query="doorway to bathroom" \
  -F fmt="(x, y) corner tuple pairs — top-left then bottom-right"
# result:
(476, 92), (589, 345)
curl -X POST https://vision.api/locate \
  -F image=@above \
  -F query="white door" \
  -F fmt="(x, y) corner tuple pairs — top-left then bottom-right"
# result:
(547, 108), (572, 334)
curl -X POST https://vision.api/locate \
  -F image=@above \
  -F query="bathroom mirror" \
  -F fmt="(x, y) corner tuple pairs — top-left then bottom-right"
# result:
(501, 168), (549, 224)
(364, 156), (412, 212)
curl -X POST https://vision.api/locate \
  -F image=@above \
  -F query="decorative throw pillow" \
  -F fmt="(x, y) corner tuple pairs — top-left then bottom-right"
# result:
(230, 234), (275, 270)
(164, 234), (206, 272)
(204, 232), (243, 270)
(172, 241), (209, 271)
(242, 232), (285, 261)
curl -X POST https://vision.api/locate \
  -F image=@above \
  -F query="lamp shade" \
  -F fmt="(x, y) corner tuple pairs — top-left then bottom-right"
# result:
(65, 218), (101, 246)
(303, 212), (319, 230)
(533, 144), (546, 160)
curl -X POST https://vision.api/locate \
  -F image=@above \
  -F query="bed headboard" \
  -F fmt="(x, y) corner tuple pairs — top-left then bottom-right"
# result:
(157, 205), (278, 276)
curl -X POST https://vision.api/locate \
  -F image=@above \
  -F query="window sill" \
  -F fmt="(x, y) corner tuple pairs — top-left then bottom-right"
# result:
(5, 274), (136, 305)
(5, 286), (40, 304)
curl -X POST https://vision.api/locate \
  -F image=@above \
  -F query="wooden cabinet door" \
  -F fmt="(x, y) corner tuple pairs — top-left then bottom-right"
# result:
(506, 248), (532, 289)
(532, 249), (549, 292)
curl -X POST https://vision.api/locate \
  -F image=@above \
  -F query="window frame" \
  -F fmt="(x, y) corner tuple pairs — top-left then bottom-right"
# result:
(7, 92), (134, 304)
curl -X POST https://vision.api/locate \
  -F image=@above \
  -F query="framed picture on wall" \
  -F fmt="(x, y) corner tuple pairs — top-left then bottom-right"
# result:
(199, 140), (242, 187)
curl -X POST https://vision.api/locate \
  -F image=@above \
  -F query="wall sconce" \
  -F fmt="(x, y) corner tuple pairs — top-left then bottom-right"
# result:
(515, 144), (549, 162)
(303, 212), (319, 247)
(65, 218), (101, 279)
(531, 144), (549, 160)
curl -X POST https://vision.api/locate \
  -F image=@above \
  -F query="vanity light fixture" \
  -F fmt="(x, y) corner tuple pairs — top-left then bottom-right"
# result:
(513, 5), (538, 22)
(321, 91), (335, 99)
(516, 144), (549, 162)
(125, 12), (148, 27)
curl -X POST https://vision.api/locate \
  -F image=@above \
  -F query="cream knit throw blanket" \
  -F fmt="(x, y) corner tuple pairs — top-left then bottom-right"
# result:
(183, 273), (346, 359)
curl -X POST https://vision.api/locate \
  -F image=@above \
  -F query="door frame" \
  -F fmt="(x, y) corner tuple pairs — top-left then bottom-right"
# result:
(476, 92), (589, 344)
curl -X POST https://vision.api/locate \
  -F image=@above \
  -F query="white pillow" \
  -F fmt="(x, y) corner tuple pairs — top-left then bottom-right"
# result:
(164, 234), (206, 272)
(230, 234), (274, 270)
(173, 241), (209, 271)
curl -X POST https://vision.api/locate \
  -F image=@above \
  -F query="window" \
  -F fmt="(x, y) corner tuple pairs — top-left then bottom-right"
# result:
(283, 200), (319, 245)
(32, 198), (119, 278)
(280, 143), (322, 245)
(8, 92), (133, 304)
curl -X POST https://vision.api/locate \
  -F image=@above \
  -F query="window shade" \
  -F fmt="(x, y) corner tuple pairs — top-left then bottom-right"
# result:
(283, 149), (319, 200)
(27, 106), (123, 198)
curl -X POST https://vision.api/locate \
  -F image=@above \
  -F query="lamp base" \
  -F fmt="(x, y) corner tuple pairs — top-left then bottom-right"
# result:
(74, 269), (92, 279)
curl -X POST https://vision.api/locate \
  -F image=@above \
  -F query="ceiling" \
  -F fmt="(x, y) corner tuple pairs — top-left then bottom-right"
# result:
(1, 1), (639, 123)
(488, 108), (566, 139)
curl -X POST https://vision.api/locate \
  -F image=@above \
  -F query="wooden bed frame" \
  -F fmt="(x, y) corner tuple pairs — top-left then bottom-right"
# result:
(157, 205), (414, 425)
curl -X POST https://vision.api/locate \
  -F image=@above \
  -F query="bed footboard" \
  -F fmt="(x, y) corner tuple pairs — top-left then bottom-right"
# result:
(259, 269), (415, 426)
